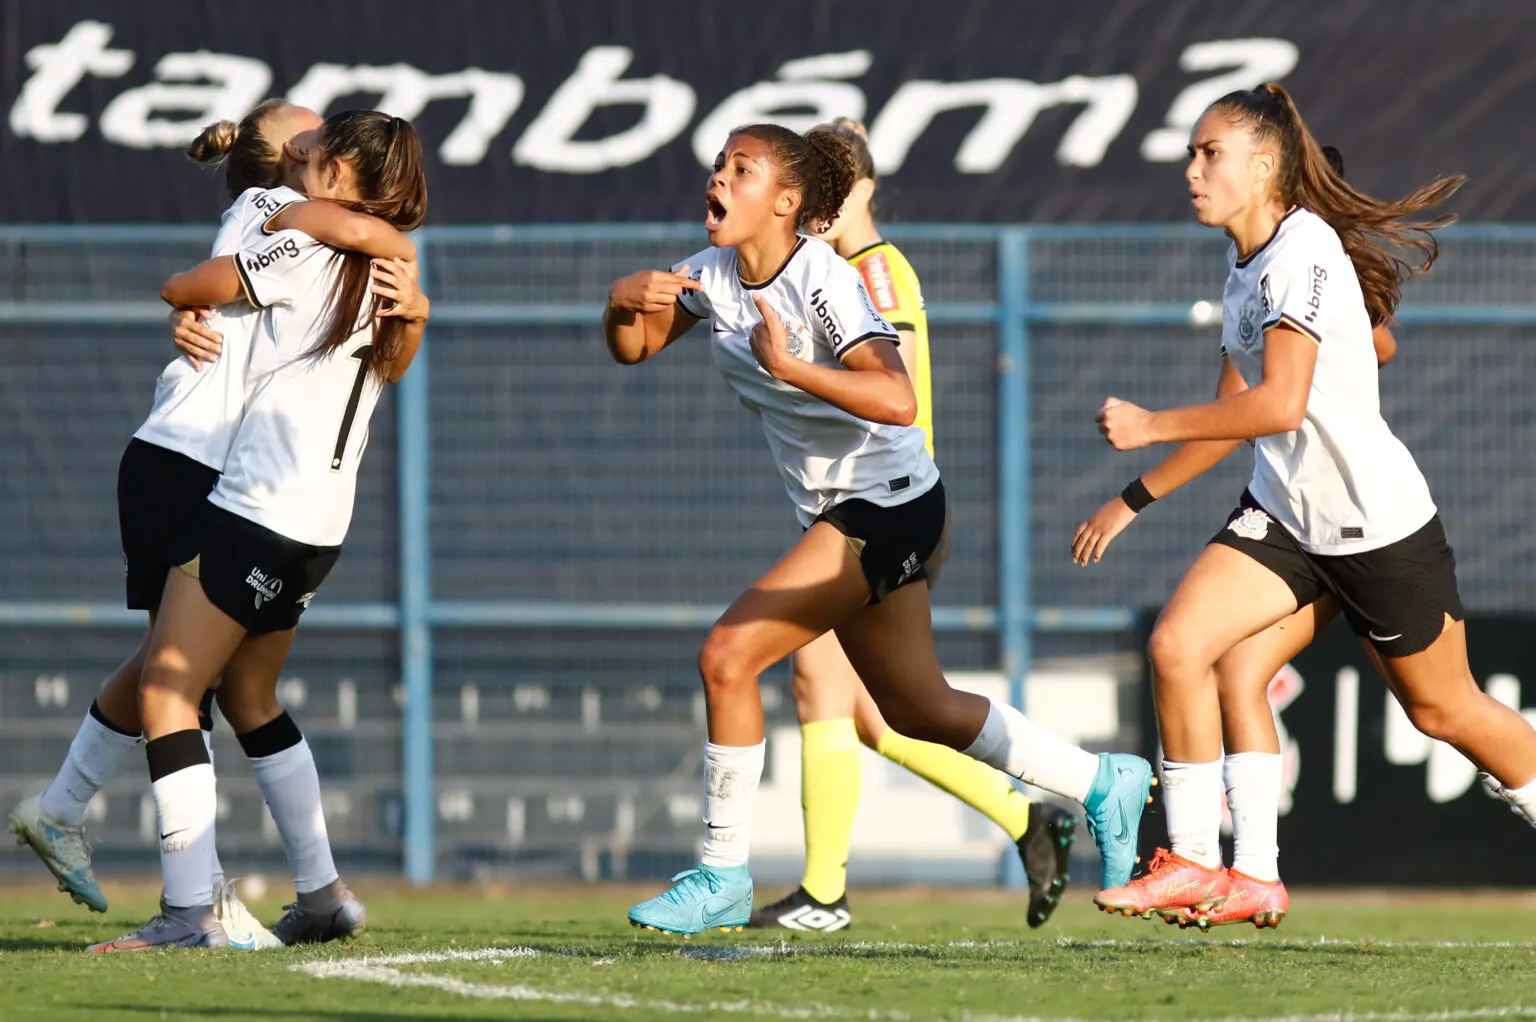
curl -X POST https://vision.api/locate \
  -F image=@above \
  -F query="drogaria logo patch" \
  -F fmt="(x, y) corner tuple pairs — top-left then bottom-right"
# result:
(858, 252), (899, 312)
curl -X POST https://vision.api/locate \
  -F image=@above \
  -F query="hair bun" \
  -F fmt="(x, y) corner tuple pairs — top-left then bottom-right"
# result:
(186, 119), (240, 164)
(832, 116), (869, 141)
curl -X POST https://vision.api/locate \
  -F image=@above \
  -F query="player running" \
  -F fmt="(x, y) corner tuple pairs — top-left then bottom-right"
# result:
(605, 122), (1152, 938)
(9, 100), (413, 949)
(1071, 145), (1394, 930)
(1088, 84), (1536, 923)
(750, 118), (1074, 934)
(87, 110), (429, 952)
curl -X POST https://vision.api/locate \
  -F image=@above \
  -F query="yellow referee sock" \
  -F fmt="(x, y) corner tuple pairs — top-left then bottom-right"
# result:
(799, 718), (862, 904)
(876, 729), (1032, 841)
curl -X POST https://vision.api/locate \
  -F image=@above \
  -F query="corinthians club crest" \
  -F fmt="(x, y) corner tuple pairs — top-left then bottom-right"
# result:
(1228, 506), (1272, 541)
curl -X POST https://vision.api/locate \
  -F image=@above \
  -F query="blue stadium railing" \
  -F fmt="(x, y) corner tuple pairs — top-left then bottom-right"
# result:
(1, 221), (1527, 884)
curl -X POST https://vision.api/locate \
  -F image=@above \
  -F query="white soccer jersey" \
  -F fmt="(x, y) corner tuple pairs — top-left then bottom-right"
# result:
(674, 235), (938, 527)
(133, 186), (304, 470)
(208, 229), (385, 547)
(1220, 208), (1435, 554)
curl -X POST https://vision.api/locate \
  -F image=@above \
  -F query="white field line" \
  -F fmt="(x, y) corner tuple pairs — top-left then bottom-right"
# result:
(291, 945), (1536, 1022)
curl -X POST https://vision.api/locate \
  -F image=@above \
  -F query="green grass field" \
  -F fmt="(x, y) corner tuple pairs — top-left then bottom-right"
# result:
(4, 881), (1534, 1022)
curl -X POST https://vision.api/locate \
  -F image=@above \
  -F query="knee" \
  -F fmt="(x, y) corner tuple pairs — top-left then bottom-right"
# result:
(697, 630), (755, 698)
(1403, 697), (1468, 745)
(1148, 621), (1208, 686)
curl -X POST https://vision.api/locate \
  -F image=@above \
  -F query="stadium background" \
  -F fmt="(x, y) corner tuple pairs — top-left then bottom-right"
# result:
(2, 0), (1534, 890)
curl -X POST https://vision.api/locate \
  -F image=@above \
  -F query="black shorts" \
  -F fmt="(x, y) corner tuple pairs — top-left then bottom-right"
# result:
(118, 438), (221, 612)
(815, 479), (947, 604)
(168, 503), (340, 634)
(1209, 490), (1463, 658)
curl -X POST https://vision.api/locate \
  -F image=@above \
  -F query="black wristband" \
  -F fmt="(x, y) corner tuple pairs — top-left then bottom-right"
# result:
(1121, 478), (1156, 513)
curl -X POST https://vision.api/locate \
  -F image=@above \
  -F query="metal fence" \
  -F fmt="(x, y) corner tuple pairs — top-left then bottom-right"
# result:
(2, 223), (1533, 885)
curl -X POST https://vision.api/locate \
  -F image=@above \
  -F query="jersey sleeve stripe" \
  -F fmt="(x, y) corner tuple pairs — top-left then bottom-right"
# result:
(1267, 314), (1323, 345)
(260, 200), (302, 236)
(233, 254), (260, 307)
(676, 290), (705, 319)
(835, 330), (899, 359)
(887, 320), (916, 333)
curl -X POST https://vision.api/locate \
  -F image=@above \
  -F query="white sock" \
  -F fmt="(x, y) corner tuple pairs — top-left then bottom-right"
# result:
(41, 707), (140, 826)
(248, 738), (338, 894)
(962, 698), (1099, 803)
(1162, 759), (1224, 868)
(699, 741), (765, 869)
(1224, 752), (1281, 882)
(153, 763), (218, 909)
(201, 727), (225, 890)
(1498, 776), (1536, 829)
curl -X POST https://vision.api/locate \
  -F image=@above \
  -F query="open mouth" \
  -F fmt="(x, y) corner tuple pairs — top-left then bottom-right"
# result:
(705, 193), (728, 231)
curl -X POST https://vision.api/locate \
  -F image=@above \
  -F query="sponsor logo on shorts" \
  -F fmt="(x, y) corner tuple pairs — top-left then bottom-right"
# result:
(1368, 630), (1403, 643)
(296, 591), (317, 610)
(1227, 507), (1272, 541)
(245, 566), (284, 609)
(896, 552), (922, 586)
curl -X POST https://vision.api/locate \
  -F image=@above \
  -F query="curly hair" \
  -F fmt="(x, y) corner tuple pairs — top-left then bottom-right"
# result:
(730, 123), (859, 234)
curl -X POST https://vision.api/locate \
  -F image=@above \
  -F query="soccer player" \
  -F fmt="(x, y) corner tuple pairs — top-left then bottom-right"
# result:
(1070, 145), (1396, 929)
(751, 118), (1074, 934)
(605, 122), (1153, 938)
(1087, 84), (1536, 922)
(8, 100), (413, 948)
(87, 111), (429, 951)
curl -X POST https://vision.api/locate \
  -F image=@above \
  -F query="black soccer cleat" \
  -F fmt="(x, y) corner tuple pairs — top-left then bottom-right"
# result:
(747, 886), (851, 932)
(1017, 804), (1077, 928)
(272, 887), (367, 946)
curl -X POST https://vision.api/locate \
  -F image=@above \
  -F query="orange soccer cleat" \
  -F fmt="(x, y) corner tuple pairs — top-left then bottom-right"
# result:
(1093, 847), (1232, 919)
(1159, 868), (1288, 931)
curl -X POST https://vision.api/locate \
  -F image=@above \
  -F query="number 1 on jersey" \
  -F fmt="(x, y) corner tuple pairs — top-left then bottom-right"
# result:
(331, 343), (374, 472)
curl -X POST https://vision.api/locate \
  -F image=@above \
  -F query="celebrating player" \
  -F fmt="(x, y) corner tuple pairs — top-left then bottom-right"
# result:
(750, 118), (1074, 934)
(604, 122), (1152, 938)
(1087, 84), (1536, 923)
(1069, 144), (1395, 929)
(86, 110), (429, 952)
(9, 100), (414, 948)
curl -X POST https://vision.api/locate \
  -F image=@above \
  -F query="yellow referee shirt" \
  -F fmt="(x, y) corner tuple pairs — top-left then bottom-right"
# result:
(848, 241), (932, 454)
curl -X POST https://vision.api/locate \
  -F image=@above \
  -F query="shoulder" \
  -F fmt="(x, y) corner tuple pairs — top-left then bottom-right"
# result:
(1272, 208), (1347, 266)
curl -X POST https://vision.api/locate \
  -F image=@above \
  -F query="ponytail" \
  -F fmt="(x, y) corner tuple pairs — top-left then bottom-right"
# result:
(1211, 84), (1464, 325)
(186, 98), (290, 199)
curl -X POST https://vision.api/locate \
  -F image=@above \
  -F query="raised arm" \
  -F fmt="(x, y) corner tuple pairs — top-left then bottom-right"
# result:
(161, 256), (242, 309)
(1072, 357), (1247, 564)
(603, 268), (701, 364)
(269, 200), (416, 261)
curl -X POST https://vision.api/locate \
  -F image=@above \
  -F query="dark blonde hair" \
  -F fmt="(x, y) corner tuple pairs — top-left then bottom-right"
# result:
(186, 99), (288, 199)
(1210, 83), (1464, 325)
(729, 123), (859, 234)
(309, 110), (429, 379)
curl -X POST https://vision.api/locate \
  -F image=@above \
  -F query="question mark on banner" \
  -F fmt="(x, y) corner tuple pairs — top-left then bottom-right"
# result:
(1141, 39), (1301, 162)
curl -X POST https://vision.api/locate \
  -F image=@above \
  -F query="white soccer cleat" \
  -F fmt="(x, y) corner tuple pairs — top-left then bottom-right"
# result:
(8, 794), (107, 912)
(215, 877), (282, 950)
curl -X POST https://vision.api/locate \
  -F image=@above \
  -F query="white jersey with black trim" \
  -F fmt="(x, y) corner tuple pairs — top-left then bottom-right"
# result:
(1220, 207), (1435, 554)
(208, 229), (384, 548)
(673, 235), (939, 527)
(133, 186), (304, 470)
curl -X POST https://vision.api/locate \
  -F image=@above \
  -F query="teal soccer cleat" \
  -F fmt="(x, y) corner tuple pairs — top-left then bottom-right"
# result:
(9, 794), (108, 913)
(628, 864), (753, 938)
(1082, 753), (1156, 891)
